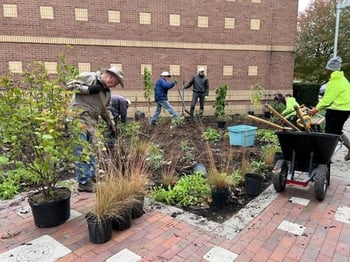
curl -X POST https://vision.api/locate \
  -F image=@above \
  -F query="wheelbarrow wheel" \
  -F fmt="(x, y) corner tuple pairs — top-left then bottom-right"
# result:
(273, 160), (288, 192)
(314, 164), (329, 201)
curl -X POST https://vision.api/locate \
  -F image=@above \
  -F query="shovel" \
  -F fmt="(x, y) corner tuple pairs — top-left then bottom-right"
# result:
(175, 80), (190, 116)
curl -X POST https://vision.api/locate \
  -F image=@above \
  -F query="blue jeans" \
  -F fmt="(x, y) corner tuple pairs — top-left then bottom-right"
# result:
(150, 100), (179, 123)
(74, 131), (96, 184)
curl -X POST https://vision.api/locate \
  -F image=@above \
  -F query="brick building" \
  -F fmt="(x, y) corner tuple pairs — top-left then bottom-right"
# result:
(0, 0), (298, 116)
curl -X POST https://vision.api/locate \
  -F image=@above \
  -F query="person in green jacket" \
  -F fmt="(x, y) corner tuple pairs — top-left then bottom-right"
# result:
(281, 94), (299, 125)
(310, 56), (350, 161)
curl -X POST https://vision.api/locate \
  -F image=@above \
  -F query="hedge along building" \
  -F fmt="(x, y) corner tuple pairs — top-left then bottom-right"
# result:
(0, 0), (298, 117)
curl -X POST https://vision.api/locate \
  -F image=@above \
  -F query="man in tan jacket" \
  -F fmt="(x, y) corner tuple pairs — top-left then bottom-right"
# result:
(67, 67), (124, 192)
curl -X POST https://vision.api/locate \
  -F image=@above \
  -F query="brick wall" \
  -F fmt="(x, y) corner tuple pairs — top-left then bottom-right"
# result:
(0, 0), (298, 115)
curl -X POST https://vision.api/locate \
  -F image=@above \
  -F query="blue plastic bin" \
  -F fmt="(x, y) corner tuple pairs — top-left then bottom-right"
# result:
(228, 125), (257, 147)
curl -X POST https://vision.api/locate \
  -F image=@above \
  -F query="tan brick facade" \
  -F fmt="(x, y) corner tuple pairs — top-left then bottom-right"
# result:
(0, 0), (298, 116)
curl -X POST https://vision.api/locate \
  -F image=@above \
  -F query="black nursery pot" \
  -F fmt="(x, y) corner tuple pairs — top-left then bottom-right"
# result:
(217, 121), (226, 129)
(85, 214), (113, 244)
(131, 196), (145, 219)
(211, 187), (229, 207)
(28, 187), (71, 228)
(245, 173), (264, 196)
(112, 207), (132, 231)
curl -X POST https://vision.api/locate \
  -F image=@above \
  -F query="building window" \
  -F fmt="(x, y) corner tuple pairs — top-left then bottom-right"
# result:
(110, 63), (122, 70)
(250, 19), (261, 30)
(139, 12), (151, 25)
(141, 64), (152, 75)
(170, 65), (181, 76)
(223, 66), (233, 76)
(251, 0), (261, 3)
(78, 63), (90, 72)
(169, 14), (180, 26)
(248, 66), (258, 76)
(40, 6), (54, 19)
(75, 8), (88, 21)
(108, 10), (120, 23)
(224, 18), (235, 29)
(3, 4), (17, 17)
(197, 16), (208, 28)
(8, 61), (22, 73)
(44, 62), (57, 74)
(197, 65), (207, 72)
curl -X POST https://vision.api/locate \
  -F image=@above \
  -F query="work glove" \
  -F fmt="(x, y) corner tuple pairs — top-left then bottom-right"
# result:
(173, 79), (178, 84)
(66, 80), (84, 90)
(205, 96), (208, 101)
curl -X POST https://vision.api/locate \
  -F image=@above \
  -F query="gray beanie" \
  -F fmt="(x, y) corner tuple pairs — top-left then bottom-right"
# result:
(326, 56), (342, 71)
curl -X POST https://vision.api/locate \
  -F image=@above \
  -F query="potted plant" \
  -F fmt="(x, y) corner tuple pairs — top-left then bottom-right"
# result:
(0, 59), (83, 227)
(207, 171), (232, 206)
(248, 83), (265, 115)
(213, 84), (230, 129)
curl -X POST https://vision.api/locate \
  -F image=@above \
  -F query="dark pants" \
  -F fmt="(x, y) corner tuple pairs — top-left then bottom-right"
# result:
(325, 109), (350, 135)
(190, 92), (205, 117)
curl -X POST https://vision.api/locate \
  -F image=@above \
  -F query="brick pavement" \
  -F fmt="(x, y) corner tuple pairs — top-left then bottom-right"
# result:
(1, 119), (350, 261)
(0, 173), (350, 261)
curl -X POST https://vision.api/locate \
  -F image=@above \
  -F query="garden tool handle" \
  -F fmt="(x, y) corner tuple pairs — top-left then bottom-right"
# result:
(266, 104), (301, 131)
(247, 114), (285, 130)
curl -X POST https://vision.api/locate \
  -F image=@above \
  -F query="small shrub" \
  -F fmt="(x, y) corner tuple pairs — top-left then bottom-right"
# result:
(202, 127), (221, 142)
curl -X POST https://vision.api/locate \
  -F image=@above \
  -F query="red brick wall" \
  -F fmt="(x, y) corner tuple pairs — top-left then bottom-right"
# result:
(0, 0), (298, 113)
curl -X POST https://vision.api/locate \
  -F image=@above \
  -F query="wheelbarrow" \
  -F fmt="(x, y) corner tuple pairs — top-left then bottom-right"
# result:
(272, 131), (339, 201)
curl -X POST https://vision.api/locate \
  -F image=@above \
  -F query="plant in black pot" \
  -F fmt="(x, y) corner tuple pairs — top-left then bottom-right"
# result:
(0, 59), (83, 228)
(207, 171), (232, 207)
(213, 83), (230, 129)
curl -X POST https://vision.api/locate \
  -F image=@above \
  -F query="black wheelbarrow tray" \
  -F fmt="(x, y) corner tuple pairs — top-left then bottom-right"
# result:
(272, 131), (339, 201)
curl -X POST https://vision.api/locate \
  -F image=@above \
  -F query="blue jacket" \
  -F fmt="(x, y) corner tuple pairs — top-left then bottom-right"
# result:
(154, 78), (176, 101)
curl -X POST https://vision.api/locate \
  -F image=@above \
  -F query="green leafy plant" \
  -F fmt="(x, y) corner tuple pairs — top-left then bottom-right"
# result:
(202, 127), (221, 142)
(0, 58), (83, 201)
(230, 169), (244, 187)
(143, 67), (153, 116)
(146, 144), (164, 171)
(255, 129), (279, 144)
(150, 172), (211, 207)
(213, 84), (229, 121)
(249, 83), (265, 111)
(179, 140), (194, 162)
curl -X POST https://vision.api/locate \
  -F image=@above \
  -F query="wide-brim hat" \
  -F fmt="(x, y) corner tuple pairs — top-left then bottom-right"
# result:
(160, 71), (171, 77)
(106, 67), (125, 88)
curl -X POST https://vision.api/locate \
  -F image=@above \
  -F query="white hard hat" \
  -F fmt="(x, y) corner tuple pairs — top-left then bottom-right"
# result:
(160, 71), (171, 77)
(198, 67), (205, 73)
(106, 67), (125, 88)
(126, 99), (131, 105)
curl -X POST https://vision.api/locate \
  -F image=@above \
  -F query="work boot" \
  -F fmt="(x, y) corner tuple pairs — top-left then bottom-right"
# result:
(78, 181), (96, 193)
(340, 134), (350, 161)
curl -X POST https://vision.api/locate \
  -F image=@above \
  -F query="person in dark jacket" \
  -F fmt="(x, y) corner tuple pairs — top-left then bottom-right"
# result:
(150, 71), (179, 125)
(183, 67), (209, 118)
(110, 95), (131, 123)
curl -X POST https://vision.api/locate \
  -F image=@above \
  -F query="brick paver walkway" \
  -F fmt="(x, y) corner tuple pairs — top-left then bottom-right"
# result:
(1, 173), (350, 261)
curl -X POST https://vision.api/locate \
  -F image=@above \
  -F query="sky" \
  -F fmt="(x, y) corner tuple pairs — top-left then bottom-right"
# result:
(298, 0), (314, 12)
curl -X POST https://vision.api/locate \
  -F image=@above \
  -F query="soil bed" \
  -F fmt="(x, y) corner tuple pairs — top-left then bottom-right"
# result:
(138, 114), (275, 223)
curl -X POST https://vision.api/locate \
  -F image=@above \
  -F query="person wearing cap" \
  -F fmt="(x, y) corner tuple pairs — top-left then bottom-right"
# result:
(150, 71), (179, 125)
(67, 66), (124, 192)
(183, 67), (209, 119)
(281, 94), (300, 125)
(310, 56), (350, 161)
(110, 95), (131, 123)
